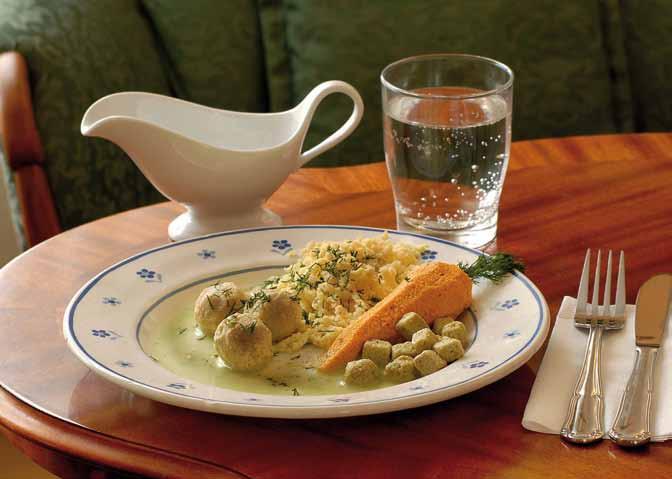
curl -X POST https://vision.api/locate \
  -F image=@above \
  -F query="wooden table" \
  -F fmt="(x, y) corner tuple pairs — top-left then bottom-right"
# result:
(1, 133), (671, 478)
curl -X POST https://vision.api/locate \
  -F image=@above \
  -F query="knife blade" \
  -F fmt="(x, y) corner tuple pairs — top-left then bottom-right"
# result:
(635, 274), (672, 347)
(609, 274), (672, 446)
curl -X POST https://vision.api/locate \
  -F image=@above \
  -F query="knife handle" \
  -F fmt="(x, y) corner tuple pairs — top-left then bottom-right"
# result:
(560, 325), (605, 444)
(609, 346), (658, 447)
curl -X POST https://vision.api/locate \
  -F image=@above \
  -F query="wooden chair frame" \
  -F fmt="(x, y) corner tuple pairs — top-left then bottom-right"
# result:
(0, 51), (60, 246)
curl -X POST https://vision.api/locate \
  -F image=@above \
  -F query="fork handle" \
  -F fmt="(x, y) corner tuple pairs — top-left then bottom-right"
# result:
(608, 346), (658, 447)
(560, 325), (605, 443)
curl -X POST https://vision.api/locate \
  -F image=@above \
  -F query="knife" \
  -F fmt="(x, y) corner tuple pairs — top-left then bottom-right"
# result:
(608, 274), (672, 447)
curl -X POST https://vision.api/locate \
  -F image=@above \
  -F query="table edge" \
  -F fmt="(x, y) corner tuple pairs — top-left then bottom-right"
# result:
(0, 386), (248, 479)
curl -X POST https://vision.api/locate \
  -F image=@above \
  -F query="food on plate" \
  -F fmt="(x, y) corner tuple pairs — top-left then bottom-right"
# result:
(252, 290), (304, 341)
(361, 339), (392, 367)
(194, 282), (246, 336)
(184, 232), (524, 394)
(441, 321), (468, 346)
(319, 262), (472, 372)
(391, 341), (418, 359)
(396, 311), (429, 340)
(213, 312), (273, 371)
(384, 355), (416, 383)
(432, 316), (455, 334)
(433, 338), (464, 363)
(414, 350), (447, 376)
(344, 358), (379, 386)
(411, 328), (441, 352)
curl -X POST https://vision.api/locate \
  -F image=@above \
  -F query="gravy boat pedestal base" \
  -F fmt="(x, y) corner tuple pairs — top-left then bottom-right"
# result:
(168, 206), (282, 242)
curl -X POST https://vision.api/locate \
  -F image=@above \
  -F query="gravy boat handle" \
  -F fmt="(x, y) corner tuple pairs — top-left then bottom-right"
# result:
(296, 81), (364, 167)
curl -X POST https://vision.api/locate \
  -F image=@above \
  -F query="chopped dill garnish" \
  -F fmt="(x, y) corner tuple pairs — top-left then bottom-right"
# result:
(244, 290), (271, 311)
(290, 354), (301, 360)
(458, 253), (525, 284)
(292, 388), (300, 396)
(266, 378), (289, 388)
(206, 295), (215, 310)
(226, 315), (257, 334)
(177, 327), (187, 335)
(262, 276), (280, 290)
(243, 320), (257, 334)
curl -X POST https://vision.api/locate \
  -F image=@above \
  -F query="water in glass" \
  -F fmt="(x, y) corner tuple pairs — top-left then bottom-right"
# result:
(384, 86), (510, 247)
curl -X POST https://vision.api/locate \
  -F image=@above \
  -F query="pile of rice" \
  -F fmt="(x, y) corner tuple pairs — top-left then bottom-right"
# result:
(261, 233), (424, 352)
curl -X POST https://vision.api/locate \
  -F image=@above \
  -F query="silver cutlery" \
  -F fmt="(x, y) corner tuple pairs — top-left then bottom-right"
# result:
(608, 274), (672, 447)
(560, 249), (626, 444)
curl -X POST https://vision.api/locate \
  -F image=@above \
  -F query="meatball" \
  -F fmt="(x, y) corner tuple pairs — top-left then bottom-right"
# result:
(194, 282), (245, 336)
(213, 312), (272, 371)
(255, 290), (304, 341)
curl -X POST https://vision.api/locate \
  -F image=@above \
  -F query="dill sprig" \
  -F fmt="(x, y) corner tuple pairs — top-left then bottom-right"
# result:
(458, 253), (525, 284)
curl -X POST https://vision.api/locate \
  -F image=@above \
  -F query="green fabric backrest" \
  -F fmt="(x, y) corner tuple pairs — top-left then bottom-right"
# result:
(259, 0), (633, 167)
(0, 0), (172, 230)
(621, 0), (672, 131)
(0, 0), (267, 232)
(141, 0), (267, 112)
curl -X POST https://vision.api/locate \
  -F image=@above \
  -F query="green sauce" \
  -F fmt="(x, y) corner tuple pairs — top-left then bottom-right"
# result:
(141, 269), (397, 396)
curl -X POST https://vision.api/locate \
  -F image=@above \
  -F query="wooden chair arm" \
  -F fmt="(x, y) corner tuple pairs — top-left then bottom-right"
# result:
(0, 51), (61, 245)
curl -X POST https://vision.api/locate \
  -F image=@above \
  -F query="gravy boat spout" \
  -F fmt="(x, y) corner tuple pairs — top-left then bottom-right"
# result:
(81, 81), (364, 241)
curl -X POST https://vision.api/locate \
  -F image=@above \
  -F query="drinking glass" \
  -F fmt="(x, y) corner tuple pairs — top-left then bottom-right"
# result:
(381, 54), (513, 248)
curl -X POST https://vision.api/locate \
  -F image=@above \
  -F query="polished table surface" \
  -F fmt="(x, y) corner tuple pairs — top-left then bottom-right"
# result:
(1, 133), (672, 478)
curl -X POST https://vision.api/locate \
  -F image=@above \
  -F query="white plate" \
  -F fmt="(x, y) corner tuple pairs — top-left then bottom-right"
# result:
(64, 226), (549, 418)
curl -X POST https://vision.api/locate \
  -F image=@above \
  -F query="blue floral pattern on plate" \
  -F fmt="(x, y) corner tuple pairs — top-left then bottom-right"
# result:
(463, 360), (489, 369)
(271, 239), (293, 255)
(91, 329), (122, 340)
(102, 297), (121, 306)
(136, 268), (162, 283)
(421, 249), (438, 261)
(116, 360), (133, 368)
(167, 383), (187, 390)
(197, 249), (216, 259)
(504, 329), (520, 339)
(492, 298), (520, 311)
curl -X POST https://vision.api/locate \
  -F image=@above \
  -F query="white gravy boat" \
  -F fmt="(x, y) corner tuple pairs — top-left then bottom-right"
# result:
(81, 81), (364, 241)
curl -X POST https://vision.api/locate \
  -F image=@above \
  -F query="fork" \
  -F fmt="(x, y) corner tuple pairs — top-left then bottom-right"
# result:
(560, 249), (626, 444)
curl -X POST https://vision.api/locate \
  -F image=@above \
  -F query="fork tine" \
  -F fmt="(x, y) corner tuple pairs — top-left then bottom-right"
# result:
(615, 250), (626, 316)
(591, 250), (601, 316)
(576, 249), (591, 315)
(602, 250), (613, 317)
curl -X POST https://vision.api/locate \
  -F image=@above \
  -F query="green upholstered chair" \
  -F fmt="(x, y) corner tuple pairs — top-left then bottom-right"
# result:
(0, 0), (668, 247)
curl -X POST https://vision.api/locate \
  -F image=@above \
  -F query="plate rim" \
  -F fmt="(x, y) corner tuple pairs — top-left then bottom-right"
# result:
(63, 225), (550, 418)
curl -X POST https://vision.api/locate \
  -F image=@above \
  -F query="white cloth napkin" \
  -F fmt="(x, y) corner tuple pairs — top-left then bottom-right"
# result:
(523, 296), (672, 441)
